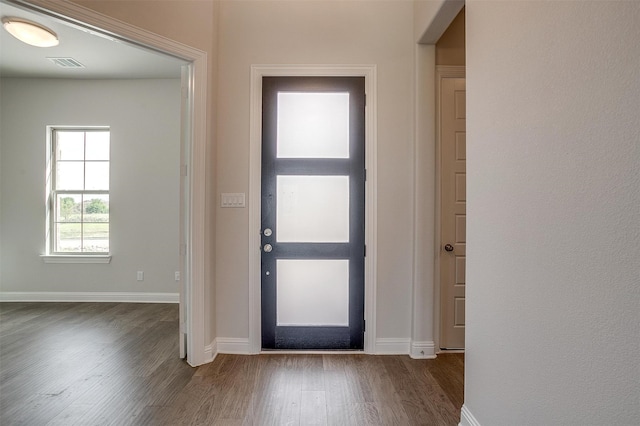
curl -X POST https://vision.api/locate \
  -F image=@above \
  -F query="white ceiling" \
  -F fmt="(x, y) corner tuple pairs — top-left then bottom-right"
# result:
(0, 1), (185, 79)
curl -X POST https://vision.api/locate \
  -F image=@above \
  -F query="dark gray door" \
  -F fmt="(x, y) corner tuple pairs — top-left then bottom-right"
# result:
(261, 76), (365, 350)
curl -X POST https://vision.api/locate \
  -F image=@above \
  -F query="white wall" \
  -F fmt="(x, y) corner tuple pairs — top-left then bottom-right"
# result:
(411, 41), (437, 357)
(464, 1), (640, 425)
(215, 1), (416, 344)
(0, 78), (182, 297)
(72, 0), (219, 343)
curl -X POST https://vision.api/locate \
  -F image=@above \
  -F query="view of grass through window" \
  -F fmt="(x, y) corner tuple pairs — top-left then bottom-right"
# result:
(52, 129), (110, 253)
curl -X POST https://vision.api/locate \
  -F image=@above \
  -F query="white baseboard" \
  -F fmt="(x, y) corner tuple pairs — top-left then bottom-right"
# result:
(375, 338), (411, 355)
(0, 291), (179, 303)
(204, 340), (218, 364)
(459, 405), (481, 426)
(410, 340), (437, 359)
(215, 337), (251, 354)
(207, 337), (430, 358)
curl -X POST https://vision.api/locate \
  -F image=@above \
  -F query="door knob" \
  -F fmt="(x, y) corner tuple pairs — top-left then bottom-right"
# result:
(444, 244), (454, 252)
(263, 244), (273, 253)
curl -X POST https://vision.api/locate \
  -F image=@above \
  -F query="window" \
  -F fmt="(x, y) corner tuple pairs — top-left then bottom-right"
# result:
(48, 128), (110, 254)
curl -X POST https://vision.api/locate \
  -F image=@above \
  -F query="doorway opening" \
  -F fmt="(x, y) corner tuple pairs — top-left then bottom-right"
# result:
(3, 0), (209, 366)
(434, 6), (466, 352)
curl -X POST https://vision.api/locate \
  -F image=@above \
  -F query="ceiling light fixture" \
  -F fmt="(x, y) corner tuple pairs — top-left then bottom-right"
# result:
(2, 16), (59, 47)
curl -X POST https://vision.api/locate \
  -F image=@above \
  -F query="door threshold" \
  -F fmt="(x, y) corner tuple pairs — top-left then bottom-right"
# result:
(260, 350), (364, 355)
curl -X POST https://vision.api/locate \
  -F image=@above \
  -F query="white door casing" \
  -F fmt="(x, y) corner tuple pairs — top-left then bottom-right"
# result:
(249, 65), (377, 354)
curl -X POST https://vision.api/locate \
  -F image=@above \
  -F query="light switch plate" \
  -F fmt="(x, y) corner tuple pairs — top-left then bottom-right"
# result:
(221, 193), (246, 208)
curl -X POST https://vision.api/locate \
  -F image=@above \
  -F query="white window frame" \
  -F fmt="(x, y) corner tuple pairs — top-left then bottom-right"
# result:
(42, 126), (112, 264)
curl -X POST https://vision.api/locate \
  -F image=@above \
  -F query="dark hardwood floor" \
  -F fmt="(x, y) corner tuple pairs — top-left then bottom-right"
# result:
(0, 303), (463, 425)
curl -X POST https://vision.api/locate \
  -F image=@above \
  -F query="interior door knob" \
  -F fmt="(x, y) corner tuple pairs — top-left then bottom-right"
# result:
(444, 244), (454, 252)
(263, 244), (273, 253)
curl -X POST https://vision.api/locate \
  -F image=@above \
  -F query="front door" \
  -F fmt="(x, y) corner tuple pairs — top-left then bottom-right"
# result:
(261, 76), (365, 350)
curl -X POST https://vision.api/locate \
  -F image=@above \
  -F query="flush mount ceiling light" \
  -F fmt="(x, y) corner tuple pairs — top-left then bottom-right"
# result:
(2, 16), (59, 47)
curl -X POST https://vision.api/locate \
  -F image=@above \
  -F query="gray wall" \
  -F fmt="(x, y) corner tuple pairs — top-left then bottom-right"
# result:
(0, 78), (181, 297)
(215, 0), (416, 346)
(464, 1), (640, 425)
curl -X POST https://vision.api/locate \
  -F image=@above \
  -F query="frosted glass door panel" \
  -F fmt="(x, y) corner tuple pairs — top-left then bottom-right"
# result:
(277, 175), (349, 242)
(277, 92), (350, 158)
(277, 259), (349, 326)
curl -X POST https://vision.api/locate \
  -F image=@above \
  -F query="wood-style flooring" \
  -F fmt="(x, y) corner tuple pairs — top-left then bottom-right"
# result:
(0, 302), (463, 425)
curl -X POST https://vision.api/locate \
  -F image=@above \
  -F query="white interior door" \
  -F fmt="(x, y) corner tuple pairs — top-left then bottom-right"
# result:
(440, 76), (466, 350)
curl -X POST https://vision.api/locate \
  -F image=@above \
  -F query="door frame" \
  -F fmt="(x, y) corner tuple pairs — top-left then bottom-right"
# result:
(12, 0), (209, 366)
(249, 65), (378, 354)
(435, 65), (465, 351)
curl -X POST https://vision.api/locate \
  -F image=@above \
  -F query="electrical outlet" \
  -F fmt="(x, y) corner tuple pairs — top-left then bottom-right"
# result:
(137, 271), (144, 281)
(175, 271), (180, 281)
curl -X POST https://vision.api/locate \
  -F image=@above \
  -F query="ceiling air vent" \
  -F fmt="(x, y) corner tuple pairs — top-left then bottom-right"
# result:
(47, 57), (85, 69)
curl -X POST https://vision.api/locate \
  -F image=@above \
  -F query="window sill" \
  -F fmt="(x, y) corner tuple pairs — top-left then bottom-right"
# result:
(41, 255), (112, 264)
